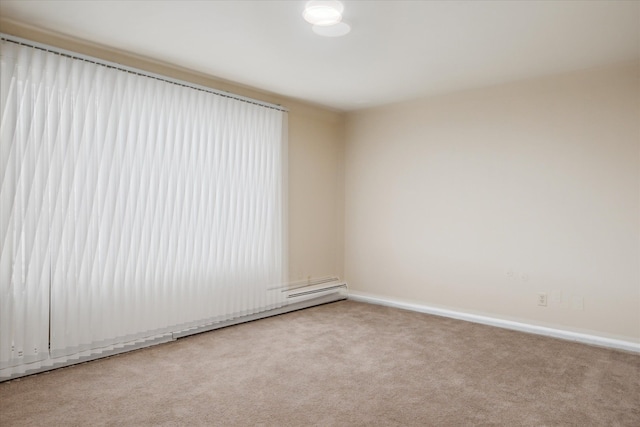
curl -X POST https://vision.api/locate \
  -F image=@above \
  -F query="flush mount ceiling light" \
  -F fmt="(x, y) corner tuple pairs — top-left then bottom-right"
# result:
(312, 22), (351, 37)
(303, 0), (351, 37)
(303, 0), (344, 26)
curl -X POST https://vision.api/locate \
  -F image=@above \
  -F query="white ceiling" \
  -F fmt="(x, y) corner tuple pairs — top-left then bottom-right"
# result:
(1, 1), (638, 111)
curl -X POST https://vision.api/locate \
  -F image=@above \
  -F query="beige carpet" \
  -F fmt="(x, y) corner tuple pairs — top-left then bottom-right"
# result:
(1, 300), (639, 426)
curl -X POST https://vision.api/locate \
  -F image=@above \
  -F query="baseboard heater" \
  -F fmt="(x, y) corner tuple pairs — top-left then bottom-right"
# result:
(173, 278), (347, 339)
(2, 279), (347, 382)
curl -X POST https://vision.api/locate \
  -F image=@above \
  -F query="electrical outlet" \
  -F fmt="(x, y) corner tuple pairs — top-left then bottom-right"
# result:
(537, 293), (547, 306)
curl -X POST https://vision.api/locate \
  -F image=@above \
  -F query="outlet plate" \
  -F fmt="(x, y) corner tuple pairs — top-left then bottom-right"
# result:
(537, 293), (547, 306)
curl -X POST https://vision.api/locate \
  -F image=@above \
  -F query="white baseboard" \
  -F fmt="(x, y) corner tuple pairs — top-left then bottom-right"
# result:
(348, 291), (640, 354)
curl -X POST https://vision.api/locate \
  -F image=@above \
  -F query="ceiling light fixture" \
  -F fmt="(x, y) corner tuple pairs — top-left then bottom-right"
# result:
(312, 22), (351, 37)
(303, 0), (344, 26)
(303, 1), (351, 37)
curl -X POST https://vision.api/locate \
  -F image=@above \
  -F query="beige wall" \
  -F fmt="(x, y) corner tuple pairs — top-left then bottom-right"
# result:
(345, 62), (640, 342)
(289, 110), (345, 281)
(0, 20), (346, 284)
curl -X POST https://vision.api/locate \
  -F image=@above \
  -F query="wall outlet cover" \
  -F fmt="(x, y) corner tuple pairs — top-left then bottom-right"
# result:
(537, 293), (547, 306)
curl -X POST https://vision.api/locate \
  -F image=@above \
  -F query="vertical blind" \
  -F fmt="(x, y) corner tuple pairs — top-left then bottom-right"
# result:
(0, 38), (287, 377)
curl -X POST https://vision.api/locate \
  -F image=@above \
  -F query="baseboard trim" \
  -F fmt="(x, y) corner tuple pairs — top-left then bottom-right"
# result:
(348, 291), (640, 354)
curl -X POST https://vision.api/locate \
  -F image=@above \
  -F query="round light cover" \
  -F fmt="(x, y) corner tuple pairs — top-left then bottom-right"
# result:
(312, 21), (351, 37)
(303, 0), (344, 26)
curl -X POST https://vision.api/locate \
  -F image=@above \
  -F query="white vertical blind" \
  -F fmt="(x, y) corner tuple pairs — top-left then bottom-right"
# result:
(0, 40), (51, 371)
(0, 38), (287, 377)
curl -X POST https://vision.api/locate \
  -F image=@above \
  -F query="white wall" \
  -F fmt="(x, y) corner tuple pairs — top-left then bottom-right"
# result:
(345, 62), (640, 342)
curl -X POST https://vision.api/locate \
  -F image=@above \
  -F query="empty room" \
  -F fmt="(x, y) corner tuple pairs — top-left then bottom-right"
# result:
(0, 1), (638, 425)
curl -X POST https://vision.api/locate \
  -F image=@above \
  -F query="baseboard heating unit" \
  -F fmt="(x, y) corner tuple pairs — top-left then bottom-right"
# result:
(173, 278), (347, 339)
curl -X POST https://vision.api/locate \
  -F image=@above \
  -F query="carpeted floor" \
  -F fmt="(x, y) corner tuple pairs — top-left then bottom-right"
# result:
(1, 300), (639, 426)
